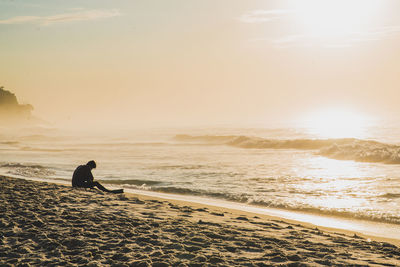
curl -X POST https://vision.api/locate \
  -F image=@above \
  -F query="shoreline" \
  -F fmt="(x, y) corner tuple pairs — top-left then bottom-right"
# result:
(123, 189), (400, 247)
(2, 175), (400, 266)
(22, 175), (400, 246)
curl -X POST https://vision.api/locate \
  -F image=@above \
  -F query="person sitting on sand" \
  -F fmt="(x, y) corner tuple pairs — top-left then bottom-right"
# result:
(72, 160), (123, 193)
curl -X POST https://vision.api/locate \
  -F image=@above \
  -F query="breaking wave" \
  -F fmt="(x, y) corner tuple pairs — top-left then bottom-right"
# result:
(87, 142), (170, 147)
(125, 183), (400, 224)
(0, 163), (55, 178)
(0, 141), (19, 145)
(174, 134), (400, 164)
(378, 193), (400, 199)
(19, 146), (65, 152)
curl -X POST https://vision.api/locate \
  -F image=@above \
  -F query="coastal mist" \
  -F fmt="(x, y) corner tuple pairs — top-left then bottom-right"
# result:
(1, 125), (400, 225)
(5, 1), (400, 265)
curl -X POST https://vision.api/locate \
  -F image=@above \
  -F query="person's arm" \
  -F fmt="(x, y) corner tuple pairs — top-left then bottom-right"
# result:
(81, 166), (94, 184)
(88, 170), (94, 182)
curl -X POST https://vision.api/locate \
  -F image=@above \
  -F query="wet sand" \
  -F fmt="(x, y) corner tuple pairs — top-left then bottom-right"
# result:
(1, 176), (400, 266)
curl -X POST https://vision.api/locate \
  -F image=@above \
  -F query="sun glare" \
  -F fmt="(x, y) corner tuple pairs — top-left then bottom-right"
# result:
(291, 0), (382, 39)
(301, 108), (371, 139)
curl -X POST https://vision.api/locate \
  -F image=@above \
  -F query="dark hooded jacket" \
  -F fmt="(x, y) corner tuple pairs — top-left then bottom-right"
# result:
(72, 164), (94, 187)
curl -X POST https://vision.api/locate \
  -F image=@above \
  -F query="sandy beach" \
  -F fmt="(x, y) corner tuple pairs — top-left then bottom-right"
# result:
(1, 176), (400, 266)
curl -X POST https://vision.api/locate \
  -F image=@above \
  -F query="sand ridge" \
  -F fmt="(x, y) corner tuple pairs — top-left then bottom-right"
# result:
(1, 176), (400, 266)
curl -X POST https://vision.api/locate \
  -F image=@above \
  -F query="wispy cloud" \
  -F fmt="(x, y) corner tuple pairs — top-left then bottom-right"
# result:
(0, 9), (121, 26)
(269, 26), (400, 48)
(352, 26), (400, 42)
(239, 9), (293, 24)
(240, 9), (400, 48)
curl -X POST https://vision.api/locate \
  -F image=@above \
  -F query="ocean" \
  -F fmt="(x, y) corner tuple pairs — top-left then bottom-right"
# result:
(1, 125), (400, 228)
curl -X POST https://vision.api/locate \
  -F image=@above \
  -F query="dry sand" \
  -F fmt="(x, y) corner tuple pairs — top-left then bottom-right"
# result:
(1, 176), (400, 266)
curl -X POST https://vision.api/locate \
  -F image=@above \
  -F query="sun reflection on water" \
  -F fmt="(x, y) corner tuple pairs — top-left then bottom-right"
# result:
(291, 156), (381, 212)
(295, 156), (371, 180)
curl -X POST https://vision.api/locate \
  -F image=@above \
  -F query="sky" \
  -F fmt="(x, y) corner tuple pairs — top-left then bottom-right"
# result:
(2, 0), (400, 129)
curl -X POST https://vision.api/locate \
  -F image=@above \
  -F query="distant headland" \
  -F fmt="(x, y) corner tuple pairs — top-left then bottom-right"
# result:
(0, 86), (35, 125)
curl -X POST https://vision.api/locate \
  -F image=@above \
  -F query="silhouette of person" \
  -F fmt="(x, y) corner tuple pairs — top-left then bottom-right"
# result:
(72, 160), (123, 193)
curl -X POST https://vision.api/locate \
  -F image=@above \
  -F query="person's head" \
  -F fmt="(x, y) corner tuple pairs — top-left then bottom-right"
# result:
(87, 160), (96, 169)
